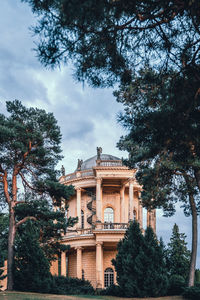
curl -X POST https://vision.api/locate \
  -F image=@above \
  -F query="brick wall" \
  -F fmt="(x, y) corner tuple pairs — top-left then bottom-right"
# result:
(82, 250), (96, 287)
(68, 252), (77, 278)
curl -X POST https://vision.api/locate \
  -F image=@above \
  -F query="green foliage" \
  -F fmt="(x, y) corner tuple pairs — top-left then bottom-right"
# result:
(167, 275), (186, 296)
(22, 0), (200, 86)
(99, 284), (123, 296)
(182, 286), (200, 299)
(13, 220), (52, 293)
(0, 100), (75, 206)
(195, 269), (200, 284)
(14, 195), (73, 260)
(112, 221), (168, 297)
(50, 276), (95, 295)
(167, 224), (190, 280)
(0, 213), (8, 287)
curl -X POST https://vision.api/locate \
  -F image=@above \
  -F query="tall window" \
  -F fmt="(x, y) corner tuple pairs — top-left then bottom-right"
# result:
(104, 268), (114, 287)
(81, 210), (84, 229)
(104, 207), (114, 223)
(82, 269), (85, 280)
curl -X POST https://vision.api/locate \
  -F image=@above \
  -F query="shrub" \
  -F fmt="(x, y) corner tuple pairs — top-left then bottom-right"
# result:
(50, 275), (95, 295)
(167, 275), (186, 295)
(182, 286), (200, 300)
(100, 284), (123, 296)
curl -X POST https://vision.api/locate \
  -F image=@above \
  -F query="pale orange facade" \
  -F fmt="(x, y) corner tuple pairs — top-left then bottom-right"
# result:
(51, 150), (156, 289)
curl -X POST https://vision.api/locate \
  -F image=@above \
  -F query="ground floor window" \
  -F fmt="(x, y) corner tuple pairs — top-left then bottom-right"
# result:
(104, 268), (114, 287)
(82, 269), (85, 280)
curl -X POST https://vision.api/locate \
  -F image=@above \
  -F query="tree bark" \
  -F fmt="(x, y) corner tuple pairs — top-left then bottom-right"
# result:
(188, 193), (197, 287)
(7, 170), (18, 290)
(7, 203), (16, 290)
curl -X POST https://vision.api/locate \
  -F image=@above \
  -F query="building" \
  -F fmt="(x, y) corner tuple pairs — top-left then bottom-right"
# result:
(51, 148), (156, 289)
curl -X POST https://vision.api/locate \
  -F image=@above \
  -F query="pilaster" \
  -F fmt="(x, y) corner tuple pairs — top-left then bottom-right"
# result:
(76, 246), (83, 279)
(96, 177), (102, 222)
(96, 242), (103, 288)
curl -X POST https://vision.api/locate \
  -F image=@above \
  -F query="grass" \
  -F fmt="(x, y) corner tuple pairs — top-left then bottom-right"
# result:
(0, 291), (185, 300)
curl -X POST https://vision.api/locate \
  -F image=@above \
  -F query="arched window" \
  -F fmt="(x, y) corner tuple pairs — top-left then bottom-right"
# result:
(104, 268), (114, 287)
(81, 210), (84, 229)
(104, 207), (114, 223)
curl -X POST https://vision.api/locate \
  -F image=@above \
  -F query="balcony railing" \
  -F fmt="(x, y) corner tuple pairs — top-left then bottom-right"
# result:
(64, 223), (128, 238)
(95, 222), (128, 230)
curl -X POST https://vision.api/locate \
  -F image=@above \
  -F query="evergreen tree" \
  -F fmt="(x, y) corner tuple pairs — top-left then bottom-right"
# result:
(112, 221), (168, 297)
(22, 0), (200, 87)
(0, 100), (75, 290)
(167, 224), (190, 280)
(116, 67), (200, 286)
(13, 219), (52, 292)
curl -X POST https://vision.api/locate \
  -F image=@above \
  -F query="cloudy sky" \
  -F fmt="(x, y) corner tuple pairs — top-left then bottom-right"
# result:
(0, 0), (199, 266)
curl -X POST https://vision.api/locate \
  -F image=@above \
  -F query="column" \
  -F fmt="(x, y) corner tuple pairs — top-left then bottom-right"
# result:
(76, 247), (83, 279)
(152, 210), (156, 233)
(147, 210), (150, 227)
(138, 191), (143, 228)
(129, 179), (134, 221)
(76, 188), (81, 228)
(96, 178), (102, 222)
(120, 185), (125, 223)
(96, 242), (103, 288)
(61, 251), (66, 276)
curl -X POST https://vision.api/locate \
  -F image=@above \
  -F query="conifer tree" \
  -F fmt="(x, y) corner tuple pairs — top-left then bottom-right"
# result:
(116, 67), (200, 286)
(112, 221), (168, 297)
(13, 219), (52, 292)
(0, 100), (75, 290)
(22, 1), (200, 88)
(167, 224), (190, 280)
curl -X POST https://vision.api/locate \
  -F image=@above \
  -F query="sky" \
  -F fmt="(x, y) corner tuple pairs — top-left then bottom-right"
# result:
(0, 0), (199, 267)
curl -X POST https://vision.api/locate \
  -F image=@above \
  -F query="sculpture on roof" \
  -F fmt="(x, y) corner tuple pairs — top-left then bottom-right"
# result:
(61, 165), (65, 176)
(97, 147), (102, 160)
(77, 159), (83, 171)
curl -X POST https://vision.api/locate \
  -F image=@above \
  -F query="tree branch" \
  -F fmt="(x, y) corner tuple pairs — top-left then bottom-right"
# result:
(16, 216), (37, 228)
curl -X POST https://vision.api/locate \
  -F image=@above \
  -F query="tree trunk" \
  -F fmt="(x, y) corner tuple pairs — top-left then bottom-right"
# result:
(188, 193), (197, 287)
(7, 204), (16, 290)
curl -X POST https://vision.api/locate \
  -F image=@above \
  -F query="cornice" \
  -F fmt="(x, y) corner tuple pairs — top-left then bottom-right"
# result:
(61, 234), (95, 242)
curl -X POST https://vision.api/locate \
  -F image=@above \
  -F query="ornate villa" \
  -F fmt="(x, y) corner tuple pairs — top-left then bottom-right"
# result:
(51, 147), (156, 289)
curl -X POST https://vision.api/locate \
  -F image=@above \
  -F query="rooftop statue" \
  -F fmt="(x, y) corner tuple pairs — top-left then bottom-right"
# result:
(97, 147), (102, 160)
(61, 165), (65, 176)
(77, 159), (83, 171)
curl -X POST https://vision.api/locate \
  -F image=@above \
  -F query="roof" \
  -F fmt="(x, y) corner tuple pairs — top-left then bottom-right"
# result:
(77, 154), (121, 171)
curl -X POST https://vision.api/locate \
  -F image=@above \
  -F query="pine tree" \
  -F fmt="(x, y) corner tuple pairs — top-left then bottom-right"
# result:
(13, 195), (75, 292)
(116, 67), (200, 286)
(167, 224), (190, 280)
(0, 100), (75, 290)
(112, 221), (168, 297)
(22, 1), (200, 87)
(13, 219), (52, 293)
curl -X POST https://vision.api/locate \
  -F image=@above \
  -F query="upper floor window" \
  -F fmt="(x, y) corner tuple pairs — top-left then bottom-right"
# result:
(104, 207), (114, 223)
(81, 210), (84, 229)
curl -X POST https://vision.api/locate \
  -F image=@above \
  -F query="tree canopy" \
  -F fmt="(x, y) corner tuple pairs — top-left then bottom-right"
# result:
(0, 100), (75, 290)
(22, 0), (200, 86)
(116, 67), (200, 286)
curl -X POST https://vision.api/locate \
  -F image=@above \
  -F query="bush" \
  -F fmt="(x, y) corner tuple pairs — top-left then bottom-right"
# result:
(167, 275), (186, 295)
(182, 286), (200, 300)
(50, 275), (95, 295)
(99, 284), (123, 296)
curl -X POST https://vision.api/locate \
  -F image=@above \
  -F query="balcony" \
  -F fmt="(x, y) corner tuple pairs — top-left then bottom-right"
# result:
(64, 223), (128, 239)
